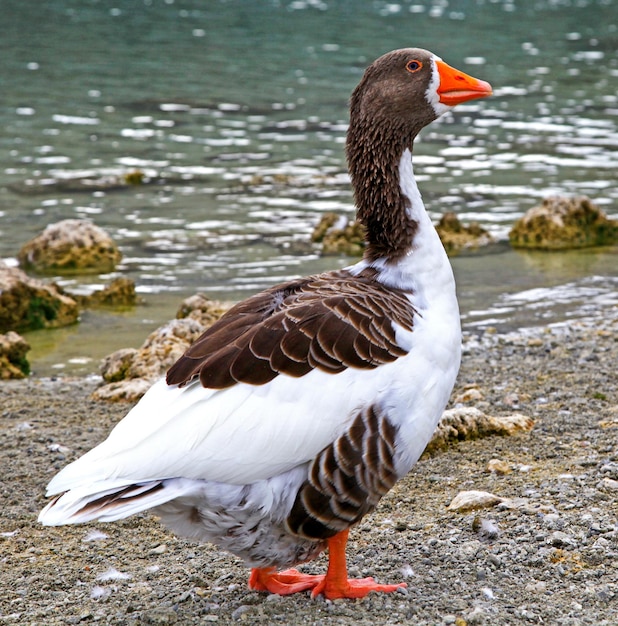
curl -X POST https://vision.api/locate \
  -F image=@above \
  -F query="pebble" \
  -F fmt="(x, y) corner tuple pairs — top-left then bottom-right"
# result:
(598, 477), (618, 491)
(453, 386), (484, 403)
(599, 462), (618, 478)
(231, 605), (252, 621)
(486, 458), (511, 475)
(464, 607), (485, 624)
(542, 513), (563, 529)
(502, 392), (520, 406)
(265, 592), (284, 602)
(525, 580), (547, 594)
(549, 531), (577, 548)
(141, 607), (178, 624)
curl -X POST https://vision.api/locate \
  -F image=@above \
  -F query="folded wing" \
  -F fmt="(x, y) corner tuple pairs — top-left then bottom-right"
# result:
(166, 268), (416, 389)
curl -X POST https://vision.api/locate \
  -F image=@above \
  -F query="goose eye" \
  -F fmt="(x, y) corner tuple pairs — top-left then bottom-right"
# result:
(406, 60), (423, 73)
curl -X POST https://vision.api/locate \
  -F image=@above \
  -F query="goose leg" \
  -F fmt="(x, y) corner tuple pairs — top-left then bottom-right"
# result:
(248, 529), (406, 599)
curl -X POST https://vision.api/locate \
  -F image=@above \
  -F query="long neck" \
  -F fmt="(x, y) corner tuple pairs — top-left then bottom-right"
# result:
(346, 118), (422, 263)
(349, 148), (457, 322)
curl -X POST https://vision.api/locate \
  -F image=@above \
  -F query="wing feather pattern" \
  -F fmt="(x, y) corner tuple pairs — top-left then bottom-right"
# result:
(166, 269), (416, 389)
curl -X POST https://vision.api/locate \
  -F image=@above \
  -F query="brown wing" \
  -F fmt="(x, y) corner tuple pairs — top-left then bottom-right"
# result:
(166, 269), (416, 389)
(286, 403), (398, 539)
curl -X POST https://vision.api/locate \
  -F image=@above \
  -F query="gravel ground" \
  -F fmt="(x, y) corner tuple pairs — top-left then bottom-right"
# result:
(1, 313), (617, 625)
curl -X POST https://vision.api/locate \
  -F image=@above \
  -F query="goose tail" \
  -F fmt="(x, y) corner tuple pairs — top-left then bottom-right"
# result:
(38, 479), (191, 526)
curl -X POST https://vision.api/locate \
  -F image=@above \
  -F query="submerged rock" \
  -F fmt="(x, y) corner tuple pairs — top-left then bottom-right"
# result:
(311, 213), (366, 256)
(18, 219), (122, 274)
(509, 196), (618, 250)
(74, 277), (139, 308)
(0, 332), (31, 379)
(435, 212), (494, 255)
(0, 261), (79, 333)
(93, 294), (230, 402)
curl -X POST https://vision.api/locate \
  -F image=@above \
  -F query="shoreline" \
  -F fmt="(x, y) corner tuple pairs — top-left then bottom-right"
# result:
(1, 314), (617, 625)
(11, 243), (618, 380)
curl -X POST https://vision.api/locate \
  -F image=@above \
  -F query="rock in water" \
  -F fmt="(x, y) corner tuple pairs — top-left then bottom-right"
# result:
(175, 293), (231, 326)
(509, 196), (618, 250)
(18, 219), (122, 274)
(0, 261), (79, 332)
(75, 277), (139, 308)
(435, 212), (494, 255)
(311, 213), (367, 256)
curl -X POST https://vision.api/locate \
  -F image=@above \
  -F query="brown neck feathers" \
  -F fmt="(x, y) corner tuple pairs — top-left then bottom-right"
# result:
(346, 118), (419, 262)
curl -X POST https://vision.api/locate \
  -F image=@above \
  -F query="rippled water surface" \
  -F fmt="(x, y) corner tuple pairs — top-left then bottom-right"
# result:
(1, 0), (617, 375)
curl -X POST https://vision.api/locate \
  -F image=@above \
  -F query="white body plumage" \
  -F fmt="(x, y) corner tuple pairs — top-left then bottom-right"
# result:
(39, 151), (461, 567)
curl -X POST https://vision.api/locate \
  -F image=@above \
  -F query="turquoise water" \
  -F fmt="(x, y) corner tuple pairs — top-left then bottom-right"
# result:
(1, 0), (617, 375)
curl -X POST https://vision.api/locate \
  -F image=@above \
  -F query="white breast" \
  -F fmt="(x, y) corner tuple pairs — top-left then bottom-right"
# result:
(347, 147), (461, 473)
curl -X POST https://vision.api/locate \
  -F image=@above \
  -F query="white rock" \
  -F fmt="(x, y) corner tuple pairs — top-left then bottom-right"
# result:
(599, 477), (618, 491)
(448, 490), (507, 512)
(481, 586), (495, 600)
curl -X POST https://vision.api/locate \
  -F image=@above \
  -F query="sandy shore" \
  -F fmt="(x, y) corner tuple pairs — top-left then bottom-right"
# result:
(1, 313), (617, 625)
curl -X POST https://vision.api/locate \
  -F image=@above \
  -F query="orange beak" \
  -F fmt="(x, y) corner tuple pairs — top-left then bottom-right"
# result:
(435, 59), (493, 106)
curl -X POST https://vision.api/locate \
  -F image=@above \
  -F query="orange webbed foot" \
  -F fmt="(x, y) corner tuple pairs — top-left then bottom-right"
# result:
(310, 576), (406, 600)
(248, 529), (406, 600)
(248, 567), (323, 595)
(249, 567), (405, 599)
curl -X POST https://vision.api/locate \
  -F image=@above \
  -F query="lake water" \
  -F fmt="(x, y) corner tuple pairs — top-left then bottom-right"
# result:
(1, 0), (617, 376)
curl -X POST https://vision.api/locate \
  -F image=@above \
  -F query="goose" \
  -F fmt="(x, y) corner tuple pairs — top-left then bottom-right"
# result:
(39, 48), (492, 600)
